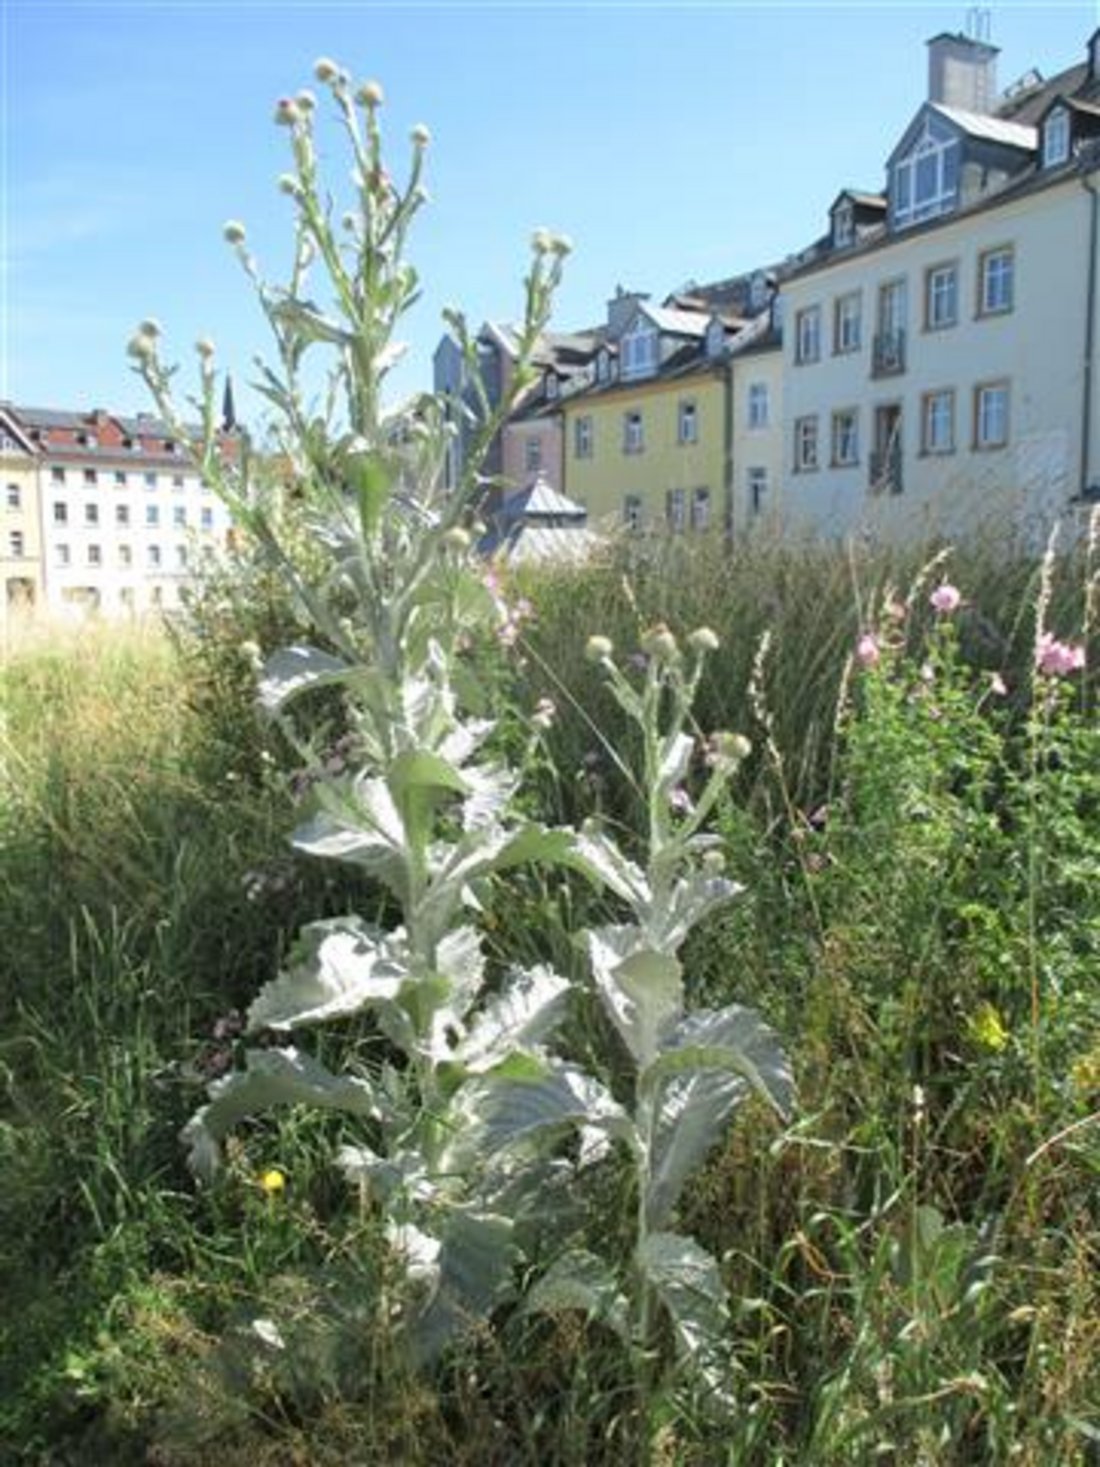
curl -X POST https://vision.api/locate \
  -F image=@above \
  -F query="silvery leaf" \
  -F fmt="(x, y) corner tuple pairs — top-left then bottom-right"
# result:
(646, 871), (743, 952)
(523, 1249), (630, 1340)
(455, 1059), (634, 1160)
(657, 731), (695, 795)
(455, 965), (571, 1073)
(182, 1047), (379, 1181)
(568, 829), (650, 911)
(246, 916), (408, 1032)
(406, 1208), (515, 1365)
(638, 1231), (730, 1377)
(257, 645), (353, 714)
(588, 925), (683, 1069)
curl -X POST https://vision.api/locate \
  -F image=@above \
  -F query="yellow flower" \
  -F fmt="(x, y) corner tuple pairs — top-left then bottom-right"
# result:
(968, 1002), (1009, 1053)
(260, 1167), (287, 1195)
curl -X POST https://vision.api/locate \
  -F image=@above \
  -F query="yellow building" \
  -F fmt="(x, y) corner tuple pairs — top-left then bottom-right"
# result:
(0, 408), (43, 636)
(561, 300), (733, 534)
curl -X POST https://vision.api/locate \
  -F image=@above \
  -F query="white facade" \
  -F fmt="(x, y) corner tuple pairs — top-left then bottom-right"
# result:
(781, 170), (1099, 547)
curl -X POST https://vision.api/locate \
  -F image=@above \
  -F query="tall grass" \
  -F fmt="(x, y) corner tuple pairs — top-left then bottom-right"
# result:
(2, 539), (1098, 1463)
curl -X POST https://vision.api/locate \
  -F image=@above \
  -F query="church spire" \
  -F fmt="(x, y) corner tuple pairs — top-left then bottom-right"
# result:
(221, 373), (237, 432)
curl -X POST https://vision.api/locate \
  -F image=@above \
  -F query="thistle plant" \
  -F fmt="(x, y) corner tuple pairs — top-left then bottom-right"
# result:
(460, 625), (793, 1401)
(130, 61), (578, 1360)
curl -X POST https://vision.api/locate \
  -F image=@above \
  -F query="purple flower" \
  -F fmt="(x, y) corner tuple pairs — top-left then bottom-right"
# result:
(930, 583), (962, 615)
(1036, 633), (1086, 677)
(856, 633), (881, 668)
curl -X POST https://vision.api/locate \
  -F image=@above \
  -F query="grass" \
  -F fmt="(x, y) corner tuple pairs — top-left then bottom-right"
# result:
(2, 538), (1099, 1464)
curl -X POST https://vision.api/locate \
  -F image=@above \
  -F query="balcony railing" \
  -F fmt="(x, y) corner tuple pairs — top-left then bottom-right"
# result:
(869, 448), (903, 495)
(871, 328), (906, 377)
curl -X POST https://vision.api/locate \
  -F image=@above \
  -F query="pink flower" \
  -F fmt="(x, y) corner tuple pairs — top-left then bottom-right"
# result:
(1035, 633), (1086, 677)
(668, 786), (695, 815)
(855, 633), (881, 668)
(930, 583), (961, 615)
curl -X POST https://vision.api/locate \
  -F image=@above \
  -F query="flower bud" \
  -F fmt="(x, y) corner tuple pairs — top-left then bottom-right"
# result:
(640, 623), (678, 662)
(357, 80), (384, 108)
(314, 57), (340, 83)
(295, 89), (316, 114)
(127, 332), (155, 362)
(138, 317), (162, 339)
(274, 97), (300, 127)
(531, 228), (553, 255)
(195, 337), (216, 359)
(708, 731), (751, 764)
(548, 232), (573, 257)
(585, 634), (613, 663)
(702, 849), (727, 872)
(278, 173), (301, 196)
(532, 697), (557, 730)
(410, 123), (431, 148)
(688, 626), (720, 653)
(223, 220), (247, 245)
(442, 526), (471, 552)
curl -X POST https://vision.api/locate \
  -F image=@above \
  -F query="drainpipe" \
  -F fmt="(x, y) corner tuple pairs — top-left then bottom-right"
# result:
(1081, 168), (1099, 500)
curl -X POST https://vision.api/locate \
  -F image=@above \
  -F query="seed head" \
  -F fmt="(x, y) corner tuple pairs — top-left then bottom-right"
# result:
(410, 123), (431, 148)
(357, 80), (384, 108)
(223, 220), (247, 245)
(314, 56), (340, 83)
(195, 337), (216, 359)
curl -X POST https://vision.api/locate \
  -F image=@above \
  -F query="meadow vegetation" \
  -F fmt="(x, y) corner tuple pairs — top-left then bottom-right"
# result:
(2, 59), (1098, 1464)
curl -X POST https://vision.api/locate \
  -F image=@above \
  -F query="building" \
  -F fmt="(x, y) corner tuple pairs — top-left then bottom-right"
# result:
(777, 26), (1100, 544)
(1, 410), (45, 634)
(0, 403), (237, 619)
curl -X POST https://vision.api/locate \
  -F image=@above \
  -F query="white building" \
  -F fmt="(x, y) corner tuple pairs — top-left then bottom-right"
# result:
(4, 404), (236, 616)
(776, 27), (1100, 546)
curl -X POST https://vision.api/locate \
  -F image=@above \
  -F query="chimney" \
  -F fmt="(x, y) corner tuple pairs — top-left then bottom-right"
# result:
(606, 285), (650, 340)
(927, 31), (999, 114)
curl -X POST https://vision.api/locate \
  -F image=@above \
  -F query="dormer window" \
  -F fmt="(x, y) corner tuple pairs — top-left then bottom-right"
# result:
(1043, 106), (1070, 168)
(545, 372), (558, 401)
(620, 321), (658, 381)
(705, 318), (726, 359)
(892, 113), (959, 228)
(597, 350), (610, 384)
(833, 202), (854, 249)
(749, 272), (767, 313)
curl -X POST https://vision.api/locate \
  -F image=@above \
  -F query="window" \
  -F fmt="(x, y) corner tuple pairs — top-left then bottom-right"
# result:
(200, 507), (214, 530)
(176, 544), (188, 569)
(118, 543), (133, 567)
(597, 351), (611, 384)
(834, 293), (862, 354)
(144, 472), (157, 489)
(173, 506), (187, 528)
(831, 409), (860, 467)
(623, 494), (642, 531)
(666, 488), (687, 533)
(979, 247), (1014, 316)
(690, 486), (710, 531)
(574, 415), (593, 459)
(545, 372), (558, 401)
(51, 466), (66, 484)
(85, 503), (99, 526)
(892, 113), (959, 227)
(55, 543), (70, 566)
(974, 382), (1010, 449)
(921, 390), (956, 454)
(924, 263), (958, 329)
(747, 382), (769, 429)
(53, 502), (68, 525)
(8, 530), (24, 557)
(623, 411), (644, 455)
(146, 505), (160, 528)
(873, 279), (908, 375)
(795, 306), (822, 364)
(747, 466), (768, 517)
(524, 436), (542, 474)
(833, 202), (854, 249)
(116, 504), (130, 526)
(119, 587), (135, 610)
(621, 324), (658, 380)
(148, 544), (162, 567)
(6, 483), (20, 510)
(114, 470), (127, 486)
(83, 468), (97, 485)
(1043, 106), (1070, 168)
(87, 544), (102, 566)
(678, 401), (698, 445)
(172, 474), (185, 489)
(794, 416), (819, 472)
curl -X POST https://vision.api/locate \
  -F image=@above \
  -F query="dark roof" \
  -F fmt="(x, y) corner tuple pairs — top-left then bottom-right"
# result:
(996, 60), (1095, 124)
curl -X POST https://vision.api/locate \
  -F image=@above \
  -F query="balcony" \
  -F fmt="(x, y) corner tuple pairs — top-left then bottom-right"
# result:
(869, 448), (903, 495)
(871, 328), (906, 378)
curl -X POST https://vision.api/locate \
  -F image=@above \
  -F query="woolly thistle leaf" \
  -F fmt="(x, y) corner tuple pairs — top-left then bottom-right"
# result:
(523, 1249), (630, 1340)
(257, 645), (353, 713)
(246, 916), (409, 1033)
(588, 926), (682, 1070)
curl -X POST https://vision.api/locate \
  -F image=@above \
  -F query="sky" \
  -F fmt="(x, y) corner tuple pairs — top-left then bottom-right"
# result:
(3, 0), (1098, 429)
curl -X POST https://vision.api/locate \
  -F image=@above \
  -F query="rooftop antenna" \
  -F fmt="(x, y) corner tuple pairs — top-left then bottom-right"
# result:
(965, 7), (992, 44)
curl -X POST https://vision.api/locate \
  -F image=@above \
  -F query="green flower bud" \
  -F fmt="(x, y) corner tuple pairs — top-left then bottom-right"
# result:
(640, 623), (679, 662)
(357, 80), (384, 108)
(410, 123), (431, 148)
(442, 526), (471, 552)
(195, 337), (216, 359)
(314, 57), (340, 83)
(138, 317), (162, 339)
(223, 220), (247, 245)
(585, 634), (613, 663)
(688, 626), (720, 653)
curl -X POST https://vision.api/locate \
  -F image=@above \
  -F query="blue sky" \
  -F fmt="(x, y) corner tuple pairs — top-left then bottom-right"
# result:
(3, 1), (1097, 425)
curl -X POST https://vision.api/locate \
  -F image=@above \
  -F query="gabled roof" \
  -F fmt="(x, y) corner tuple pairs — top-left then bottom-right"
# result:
(1036, 92), (1100, 124)
(637, 302), (710, 338)
(501, 475), (587, 522)
(831, 188), (887, 212)
(0, 407), (38, 455)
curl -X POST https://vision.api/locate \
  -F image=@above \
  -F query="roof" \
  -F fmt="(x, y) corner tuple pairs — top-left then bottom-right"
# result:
(930, 102), (1037, 150)
(639, 303), (710, 338)
(835, 188), (887, 211)
(501, 476), (587, 521)
(996, 60), (1093, 125)
(482, 521), (602, 567)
